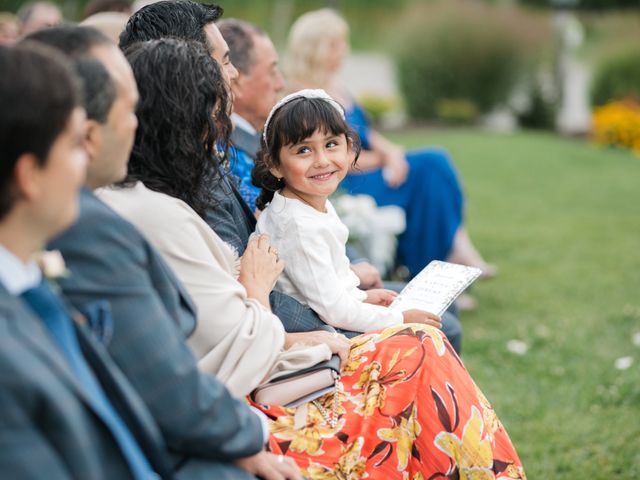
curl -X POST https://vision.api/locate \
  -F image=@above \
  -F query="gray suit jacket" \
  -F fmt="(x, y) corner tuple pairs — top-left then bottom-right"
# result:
(48, 189), (264, 468)
(0, 284), (173, 479)
(230, 123), (260, 159)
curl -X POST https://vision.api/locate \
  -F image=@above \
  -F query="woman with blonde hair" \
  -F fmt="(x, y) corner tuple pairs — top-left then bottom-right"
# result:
(287, 8), (496, 284)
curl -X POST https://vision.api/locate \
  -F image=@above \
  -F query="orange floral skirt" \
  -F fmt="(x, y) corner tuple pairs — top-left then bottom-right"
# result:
(250, 324), (526, 479)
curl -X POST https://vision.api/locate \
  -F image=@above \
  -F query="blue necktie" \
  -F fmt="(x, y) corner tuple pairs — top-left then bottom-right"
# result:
(20, 280), (157, 480)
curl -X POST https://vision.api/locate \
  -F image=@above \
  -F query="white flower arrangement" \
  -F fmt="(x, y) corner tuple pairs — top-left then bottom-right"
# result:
(333, 193), (406, 276)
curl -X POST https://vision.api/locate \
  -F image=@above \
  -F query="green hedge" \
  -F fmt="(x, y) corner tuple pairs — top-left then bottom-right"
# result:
(520, 0), (639, 10)
(591, 49), (640, 106)
(395, 1), (544, 121)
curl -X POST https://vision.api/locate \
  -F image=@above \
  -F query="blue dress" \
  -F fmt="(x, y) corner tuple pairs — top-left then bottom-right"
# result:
(341, 102), (464, 277)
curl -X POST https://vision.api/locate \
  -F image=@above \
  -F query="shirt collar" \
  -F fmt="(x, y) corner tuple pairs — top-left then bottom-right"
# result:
(0, 244), (42, 295)
(232, 112), (259, 136)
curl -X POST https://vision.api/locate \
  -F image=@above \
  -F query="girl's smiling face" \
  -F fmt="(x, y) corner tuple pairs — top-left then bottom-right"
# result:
(272, 128), (351, 212)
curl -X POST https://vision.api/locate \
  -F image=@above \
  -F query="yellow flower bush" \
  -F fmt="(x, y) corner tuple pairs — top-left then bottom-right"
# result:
(592, 99), (640, 156)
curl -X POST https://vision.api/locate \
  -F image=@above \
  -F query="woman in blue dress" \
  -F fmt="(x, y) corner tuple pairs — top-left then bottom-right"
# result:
(286, 8), (496, 280)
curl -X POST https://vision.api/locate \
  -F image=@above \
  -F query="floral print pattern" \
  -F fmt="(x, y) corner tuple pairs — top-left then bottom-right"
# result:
(251, 325), (525, 479)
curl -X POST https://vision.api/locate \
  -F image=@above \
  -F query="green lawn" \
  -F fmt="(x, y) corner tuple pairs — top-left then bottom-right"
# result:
(388, 129), (640, 479)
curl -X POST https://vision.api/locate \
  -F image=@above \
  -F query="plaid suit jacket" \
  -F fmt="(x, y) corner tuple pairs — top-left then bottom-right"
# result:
(48, 189), (264, 467)
(0, 284), (173, 479)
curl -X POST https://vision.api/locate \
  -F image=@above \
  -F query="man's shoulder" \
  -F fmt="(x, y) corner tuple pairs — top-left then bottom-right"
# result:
(49, 189), (154, 283)
(52, 189), (145, 250)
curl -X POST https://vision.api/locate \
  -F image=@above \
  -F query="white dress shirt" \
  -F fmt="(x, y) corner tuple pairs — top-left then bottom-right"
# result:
(257, 192), (403, 332)
(0, 244), (41, 295)
(231, 112), (258, 135)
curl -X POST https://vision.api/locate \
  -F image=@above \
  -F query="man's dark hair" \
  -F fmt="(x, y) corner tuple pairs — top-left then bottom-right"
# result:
(0, 43), (80, 219)
(22, 25), (116, 122)
(122, 38), (231, 218)
(217, 18), (265, 75)
(120, 1), (223, 52)
(83, 0), (132, 19)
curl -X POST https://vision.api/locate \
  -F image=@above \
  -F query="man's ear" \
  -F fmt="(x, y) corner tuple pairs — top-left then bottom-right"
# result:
(13, 153), (43, 201)
(83, 118), (103, 164)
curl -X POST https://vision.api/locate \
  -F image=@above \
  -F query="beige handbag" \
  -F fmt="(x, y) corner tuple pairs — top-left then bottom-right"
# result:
(251, 345), (341, 408)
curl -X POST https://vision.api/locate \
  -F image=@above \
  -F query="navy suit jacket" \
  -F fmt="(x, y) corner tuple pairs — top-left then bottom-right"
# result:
(48, 189), (264, 471)
(0, 283), (173, 479)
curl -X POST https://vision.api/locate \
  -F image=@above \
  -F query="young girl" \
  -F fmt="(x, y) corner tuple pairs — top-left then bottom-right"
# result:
(254, 89), (442, 333)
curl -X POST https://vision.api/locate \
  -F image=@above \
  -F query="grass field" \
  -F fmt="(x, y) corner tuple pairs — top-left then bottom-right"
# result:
(387, 129), (640, 479)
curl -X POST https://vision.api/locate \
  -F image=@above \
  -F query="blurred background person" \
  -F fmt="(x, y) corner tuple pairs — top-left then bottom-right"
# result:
(16, 1), (62, 34)
(81, 11), (130, 43)
(287, 8), (497, 283)
(0, 13), (19, 45)
(83, 0), (132, 20)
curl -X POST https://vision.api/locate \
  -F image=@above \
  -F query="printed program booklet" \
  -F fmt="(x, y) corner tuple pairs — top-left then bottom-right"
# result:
(389, 261), (482, 315)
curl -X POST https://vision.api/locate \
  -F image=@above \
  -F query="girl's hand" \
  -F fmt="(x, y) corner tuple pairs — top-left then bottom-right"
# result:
(350, 261), (383, 289)
(382, 147), (409, 187)
(402, 309), (442, 329)
(363, 288), (397, 306)
(284, 331), (351, 364)
(238, 234), (284, 308)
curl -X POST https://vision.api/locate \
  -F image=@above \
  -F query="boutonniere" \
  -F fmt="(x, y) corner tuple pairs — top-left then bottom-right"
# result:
(34, 250), (70, 282)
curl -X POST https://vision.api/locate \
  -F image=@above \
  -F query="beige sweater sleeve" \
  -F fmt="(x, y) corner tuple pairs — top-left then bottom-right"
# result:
(99, 183), (285, 397)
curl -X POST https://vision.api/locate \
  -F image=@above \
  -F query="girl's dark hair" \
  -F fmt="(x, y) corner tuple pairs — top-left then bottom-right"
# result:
(123, 38), (231, 217)
(251, 96), (360, 210)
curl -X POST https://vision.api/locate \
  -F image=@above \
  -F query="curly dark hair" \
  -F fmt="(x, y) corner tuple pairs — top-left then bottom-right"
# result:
(122, 38), (231, 218)
(251, 96), (361, 211)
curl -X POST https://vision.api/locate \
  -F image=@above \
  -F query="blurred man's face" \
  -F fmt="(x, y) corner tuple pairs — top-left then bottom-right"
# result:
(86, 44), (139, 189)
(204, 22), (238, 87)
(31, 108), (88, 238)
(231, 33), (285, 131)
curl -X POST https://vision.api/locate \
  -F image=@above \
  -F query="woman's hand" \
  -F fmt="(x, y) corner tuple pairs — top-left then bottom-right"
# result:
(382, 147), (409, 187)
(234, 450), (302, 480)
(284, 331), (351, 364)
(402, 309), (442, 329)
(363, 288), (397, 306)
(238, 234), (284, 309)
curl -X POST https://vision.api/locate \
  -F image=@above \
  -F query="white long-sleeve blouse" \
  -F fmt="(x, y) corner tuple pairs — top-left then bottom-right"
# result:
(256, 192), (402, 333)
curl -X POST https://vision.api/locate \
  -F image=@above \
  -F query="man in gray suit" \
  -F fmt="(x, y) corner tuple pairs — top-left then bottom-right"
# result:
(0, 41), (172, 480)
(29, 26), (301, 480)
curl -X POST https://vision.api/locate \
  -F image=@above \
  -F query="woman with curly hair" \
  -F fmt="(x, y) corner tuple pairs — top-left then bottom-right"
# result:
(99, 37), (525, 480)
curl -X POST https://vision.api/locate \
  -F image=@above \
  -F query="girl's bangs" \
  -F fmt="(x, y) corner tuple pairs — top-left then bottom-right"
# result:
(273, 97), (347, 147)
